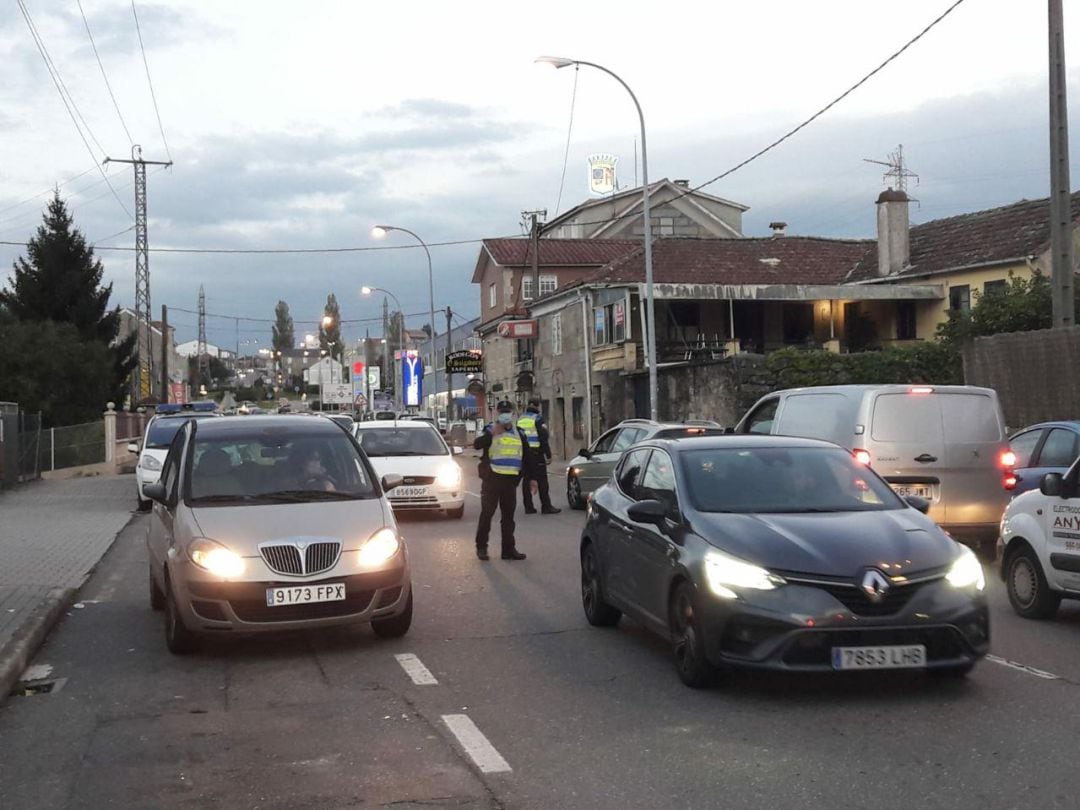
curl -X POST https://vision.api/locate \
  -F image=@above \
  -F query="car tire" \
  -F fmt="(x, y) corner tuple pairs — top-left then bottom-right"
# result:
(447, 505), (465, 520)
(1006, 546), (1061, 620)
(567, 475), (586, 510)
(149, 566), (165, 612)
(581, 543), (620, 627)
(372, 590), (413, 639)
(165, 576), (198, 655)
(137, 496), (151, 512)
(669, 582), (715, 689)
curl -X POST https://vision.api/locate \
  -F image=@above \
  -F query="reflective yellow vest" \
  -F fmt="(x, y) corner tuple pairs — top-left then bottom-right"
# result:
(517, 415), (541, 449)
(489, 431), (524, 475)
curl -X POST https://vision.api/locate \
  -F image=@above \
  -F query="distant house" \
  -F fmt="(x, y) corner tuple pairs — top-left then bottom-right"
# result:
(117, 308), (185, 401)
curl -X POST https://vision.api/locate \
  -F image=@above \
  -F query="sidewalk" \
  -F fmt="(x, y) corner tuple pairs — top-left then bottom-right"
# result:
(0, 474), (133, 700)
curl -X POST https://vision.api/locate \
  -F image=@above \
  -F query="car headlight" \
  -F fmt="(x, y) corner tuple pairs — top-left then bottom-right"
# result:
(946, 545), (986, 590)
(140, 455), (163, 471)
(704, 550), (785, 599)
(359, 528), (400, 567)
(188, 539), (245, 578)
(435, 462), (462, 489)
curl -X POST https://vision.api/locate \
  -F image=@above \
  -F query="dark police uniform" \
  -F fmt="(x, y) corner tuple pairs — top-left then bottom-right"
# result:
(473, 403), (534, 560)
(517, 406), (559, 513)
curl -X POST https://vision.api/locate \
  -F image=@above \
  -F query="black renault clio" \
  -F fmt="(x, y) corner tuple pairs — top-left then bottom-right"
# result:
(580, 435), (989, 687)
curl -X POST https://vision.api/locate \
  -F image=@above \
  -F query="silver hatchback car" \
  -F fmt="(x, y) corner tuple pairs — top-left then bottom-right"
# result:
(144, 415), (412, 653)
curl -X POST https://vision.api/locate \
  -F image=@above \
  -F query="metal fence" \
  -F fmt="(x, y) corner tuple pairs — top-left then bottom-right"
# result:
(116, 411), (151, 442)
(38, 420), (106, 473)
(0, 409), (42, 488)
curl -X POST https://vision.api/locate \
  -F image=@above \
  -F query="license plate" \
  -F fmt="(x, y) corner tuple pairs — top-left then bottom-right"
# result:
(832, 644), (926, 670)
(396, 486), (429, 498)
(266, 583), (346, 606)
(891, 484), (932, 499)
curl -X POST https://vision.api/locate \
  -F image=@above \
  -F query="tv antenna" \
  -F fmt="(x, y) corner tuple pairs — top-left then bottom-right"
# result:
(863, 144), (919, 193)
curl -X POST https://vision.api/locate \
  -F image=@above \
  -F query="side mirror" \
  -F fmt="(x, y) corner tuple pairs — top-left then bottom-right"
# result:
(381, 474), (404, 492)
(627, 499), (668, 525)
(452, 446), (464, 456)
(127, 442), (140, 454)
(143, 482), (167, 503)
(1041, 473), (1065, 498)
(904, 496), (931, 515)
(579, 447), (592, 459)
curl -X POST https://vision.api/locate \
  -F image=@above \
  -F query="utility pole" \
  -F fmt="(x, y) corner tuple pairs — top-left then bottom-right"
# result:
(382, 297), (391, 405)
(197, 285), (209, 386)
(445, 306), (453, 423)
(364, 330), (372, 412)
(104, 145), (172, 402)
(160, 304), (169, 404)
(1049, 0), (1075, 328)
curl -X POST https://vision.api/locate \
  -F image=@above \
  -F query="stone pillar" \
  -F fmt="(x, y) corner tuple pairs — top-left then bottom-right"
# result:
(104, 402), (117, 464)
(824, 339), (842, 354)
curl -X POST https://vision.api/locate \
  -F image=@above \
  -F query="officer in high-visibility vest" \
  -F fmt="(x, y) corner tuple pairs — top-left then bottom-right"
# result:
(473, 400), (536, 560)
(518, 398), (561, 515)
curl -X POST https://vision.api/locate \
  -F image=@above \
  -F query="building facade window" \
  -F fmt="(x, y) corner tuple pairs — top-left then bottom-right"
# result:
(516, 338), (534, 364)
(949, 284), (971, 312)
(552, 313), (563, 356)
(572, 396), (585, 440)
(983, 279), (1007, 297)
(489, 283), (497, 309)
(593, 299), (629, 346)
(522, 275), (558, 301)
(896, 301), (917, 340)
(657, 216), (675, 236)
(594, 307), (607, 345)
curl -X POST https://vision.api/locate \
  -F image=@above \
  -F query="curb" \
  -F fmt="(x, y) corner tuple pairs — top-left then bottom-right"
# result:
(0, 586), (78, 704)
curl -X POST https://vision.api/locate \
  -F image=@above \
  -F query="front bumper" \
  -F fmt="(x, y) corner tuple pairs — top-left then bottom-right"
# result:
(388, 487), (464, 512)
(696, 576), (990, 673)
(170, 554), (411, 633)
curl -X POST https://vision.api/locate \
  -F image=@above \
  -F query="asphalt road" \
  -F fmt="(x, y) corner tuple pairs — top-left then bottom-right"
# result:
(3, 462), (1080, 809)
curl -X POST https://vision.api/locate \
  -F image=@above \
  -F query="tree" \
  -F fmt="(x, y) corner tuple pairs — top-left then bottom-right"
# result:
(0, 193), (136, 408)
(272, 300), (294, 353)
(319, 293), (344, 359)
(386, 311), (407, 348)
(937, 271), (1079, 344)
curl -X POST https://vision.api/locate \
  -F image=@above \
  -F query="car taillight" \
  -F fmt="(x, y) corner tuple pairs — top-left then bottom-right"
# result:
(853, 449), (871, 466)
(1000, 450), (1017, 468)
(1003, 474), (1018, 491)
(909, 386), (934, 395)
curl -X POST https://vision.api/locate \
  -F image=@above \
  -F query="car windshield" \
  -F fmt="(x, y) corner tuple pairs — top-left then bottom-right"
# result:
(187, 431), (376, 505)
(146, 415), (215, 449)
(356, 427), (446, 457)
(681, 446), (905, 514)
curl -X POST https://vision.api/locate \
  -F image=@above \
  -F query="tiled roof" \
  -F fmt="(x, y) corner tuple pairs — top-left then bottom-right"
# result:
(579, 237), (873, 287)
(848, 191), (1080, 282)
(482, 238), (640, 267)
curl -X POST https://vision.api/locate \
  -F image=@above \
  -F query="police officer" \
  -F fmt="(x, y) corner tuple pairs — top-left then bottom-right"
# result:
(518, 398), (561, 515)
(473, 400), (535, 561)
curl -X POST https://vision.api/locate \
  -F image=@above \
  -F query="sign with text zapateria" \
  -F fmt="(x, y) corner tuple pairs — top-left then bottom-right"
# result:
(445, 349), (483, 374)
(497, 320), (537, 339)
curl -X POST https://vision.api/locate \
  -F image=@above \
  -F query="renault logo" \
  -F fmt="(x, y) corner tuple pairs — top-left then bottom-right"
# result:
(861, 569), (891, 603)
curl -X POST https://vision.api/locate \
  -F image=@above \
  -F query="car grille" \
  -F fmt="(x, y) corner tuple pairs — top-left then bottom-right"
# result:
(260, 541), (341, 577)
(230, 590), (375, 623)
(781, 626), (968, 667)
(401, 475), (435, 486)
(812, 580), (925, 617)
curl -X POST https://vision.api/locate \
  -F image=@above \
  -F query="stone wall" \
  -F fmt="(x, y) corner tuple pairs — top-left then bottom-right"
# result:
(962, 326), (1080, 430)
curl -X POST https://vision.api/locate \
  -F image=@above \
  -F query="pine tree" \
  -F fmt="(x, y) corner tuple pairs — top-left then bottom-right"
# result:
(272, 300), (294, 353)
(319, 293), (344, 359)
(0, 192), (136, 407)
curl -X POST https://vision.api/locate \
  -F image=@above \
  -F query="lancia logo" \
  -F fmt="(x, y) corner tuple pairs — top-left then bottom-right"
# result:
(296, 541), (308, 552)
(860, 569), (891, 603)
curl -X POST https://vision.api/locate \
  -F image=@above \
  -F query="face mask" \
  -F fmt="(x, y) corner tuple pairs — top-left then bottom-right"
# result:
(497, 412), (514, 425)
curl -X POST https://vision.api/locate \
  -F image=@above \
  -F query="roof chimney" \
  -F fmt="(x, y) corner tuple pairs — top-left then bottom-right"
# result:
(674, 179), (690, 188)
(875, 188), (910, 277)
(769, 221), (787, 237)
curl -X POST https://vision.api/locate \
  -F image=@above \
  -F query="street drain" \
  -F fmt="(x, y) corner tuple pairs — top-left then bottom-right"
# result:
(9, 677), (67, 697)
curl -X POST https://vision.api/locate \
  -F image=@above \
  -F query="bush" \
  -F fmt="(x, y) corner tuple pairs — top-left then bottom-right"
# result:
(764, 342), (962, 391)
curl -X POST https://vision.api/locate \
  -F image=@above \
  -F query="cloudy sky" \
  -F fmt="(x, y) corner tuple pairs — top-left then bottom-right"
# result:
(2, 0), (1079, 348)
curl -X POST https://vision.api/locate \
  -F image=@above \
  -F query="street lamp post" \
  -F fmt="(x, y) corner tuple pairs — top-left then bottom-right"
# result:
(362, 286), (406, 409)
(371, 225), (437, 418)
(536, 56), (658, 421)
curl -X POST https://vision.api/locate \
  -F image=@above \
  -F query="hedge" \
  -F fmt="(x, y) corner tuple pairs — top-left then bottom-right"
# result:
(764, 343), (963, 391)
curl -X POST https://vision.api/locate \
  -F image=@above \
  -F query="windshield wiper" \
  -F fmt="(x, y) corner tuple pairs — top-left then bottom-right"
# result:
(258, 489), (362, 502)
(190, 494), (259, 504)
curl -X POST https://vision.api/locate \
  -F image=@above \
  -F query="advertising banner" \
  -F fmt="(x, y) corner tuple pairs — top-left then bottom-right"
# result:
(402, 352), (424, 408)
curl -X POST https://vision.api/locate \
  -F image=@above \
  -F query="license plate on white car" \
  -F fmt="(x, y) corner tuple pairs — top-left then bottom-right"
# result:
(832, 645), (926, 670)
(266, 583), (346, 606)
(890, 484), (932, 499)
(396, 486), (429, 498)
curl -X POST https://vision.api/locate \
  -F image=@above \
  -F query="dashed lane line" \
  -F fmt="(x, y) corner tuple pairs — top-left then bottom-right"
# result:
(465, 491), (481, 499)
(986, 654), (1061, 680)
(442, 714), (512, 773)
(394, 653), (439, 686)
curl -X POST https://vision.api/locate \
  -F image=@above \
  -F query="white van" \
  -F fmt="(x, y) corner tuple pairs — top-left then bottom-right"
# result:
(735, 384), (1012, 548)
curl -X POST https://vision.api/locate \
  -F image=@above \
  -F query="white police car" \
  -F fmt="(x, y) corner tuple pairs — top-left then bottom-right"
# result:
(131, 403), (220, 510)
(999, 455), (1080, 618)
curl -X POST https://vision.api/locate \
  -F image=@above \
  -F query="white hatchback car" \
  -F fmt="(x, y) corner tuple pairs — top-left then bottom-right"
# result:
(353, 420), (465, 518)
(999, 456), (1080, 618)
(131, 407), (221, 510)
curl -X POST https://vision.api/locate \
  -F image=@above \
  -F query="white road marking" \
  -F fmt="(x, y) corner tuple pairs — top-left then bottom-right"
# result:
(395, 653), (439, 686)
(442, 714), (512, 773)
(465, 491), (482, 499)
(986, 654), (1061, 680)
(21, 663), (53, 681)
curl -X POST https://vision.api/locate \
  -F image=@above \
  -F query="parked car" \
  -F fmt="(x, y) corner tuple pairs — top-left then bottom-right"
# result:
(580, 435), (989, 686)
(353, 419), (466, 518)
(735, 385), (1011, 549)
(130, 403), (221, 511)
(323, 413), (356, 431)
(143, 415), (412, 654)
(999, 456), (1080, 619)
(1006, 421), (1080, 495)
(566, 419), (725, 509)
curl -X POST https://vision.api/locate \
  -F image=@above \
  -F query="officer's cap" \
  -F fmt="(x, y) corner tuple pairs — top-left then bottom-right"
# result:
(496, 399), (515, 412)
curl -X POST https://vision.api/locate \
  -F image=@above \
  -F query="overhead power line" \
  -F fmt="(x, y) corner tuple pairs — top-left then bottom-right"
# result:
(17, 0), (132, 219)
(131, 0), (172, 163)
(166, 305), (440, 326)
(554, 64), (580, 216)
(0, 234), (513, 254)
(77, 0), (134, 146)
(0, 164), (98, 218)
